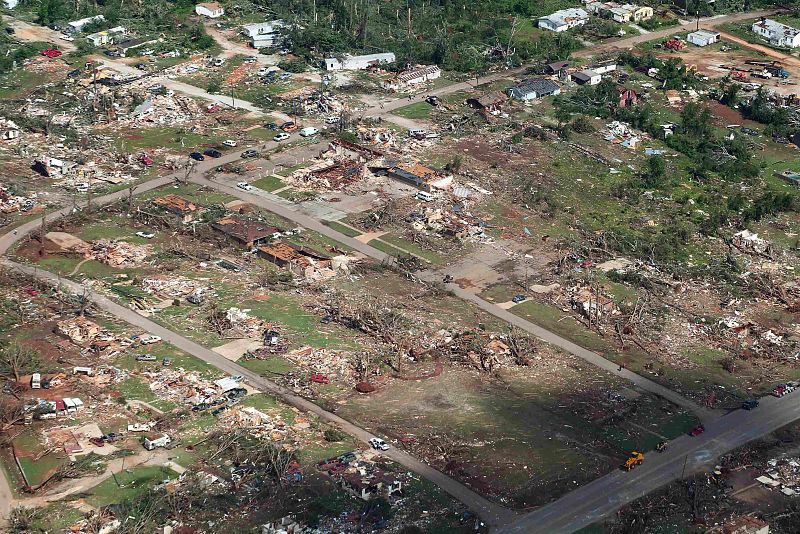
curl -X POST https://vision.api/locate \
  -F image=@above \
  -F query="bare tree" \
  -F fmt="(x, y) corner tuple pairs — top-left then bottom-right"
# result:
(0, 343), (41, 382)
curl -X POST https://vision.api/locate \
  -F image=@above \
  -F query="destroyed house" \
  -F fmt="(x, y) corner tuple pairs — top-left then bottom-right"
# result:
(32, 156), (76, 177)
(339, 470), (402, 500)
(329, 138), (384, 161)
(211, 216), (280, 249)
(386, 162), (448, 191)
(56, 317), (101, 344)
(506, 78), (561, 101)
(466, 91), (508, 112)
(310, 160), (366, 189)
(152, 194), (200, 222)
(257, 241), (331, 275)
(382, 65), (442, 91)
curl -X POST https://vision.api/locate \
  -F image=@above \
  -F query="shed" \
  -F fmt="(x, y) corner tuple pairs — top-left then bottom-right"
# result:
(572, 69), (602, 85)
(687, 30), (720, 47)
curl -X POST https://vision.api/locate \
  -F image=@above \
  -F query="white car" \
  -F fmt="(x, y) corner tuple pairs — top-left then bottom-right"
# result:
(136, 231), (155, 239)
(369, 437), (390, 451)
(299, 127), (319, 137)
(140, 335), (162, 345)
(223, 139), (237, 147)
(60, 34), (74, 42)
(325, 116), (340, 124)
(236, 182), (252, 191)
(273, 132), (291, 142)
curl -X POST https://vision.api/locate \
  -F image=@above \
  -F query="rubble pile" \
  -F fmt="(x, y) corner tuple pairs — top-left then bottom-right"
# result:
(217, 405), (291, 442)
(145, 369), (246, 408)
(317, 451), (405, 502)
(223, 307), (265, 338)
(141, 276), (209, 299)
(406, 206), (485, 241)
(86, 240), (151, 267)
(603, 120), (644, 149)
(756, 457), (800, 496)
(285, 157), (369, 191)
(0, 186), (39, 214)
(283, 346), (356, 380)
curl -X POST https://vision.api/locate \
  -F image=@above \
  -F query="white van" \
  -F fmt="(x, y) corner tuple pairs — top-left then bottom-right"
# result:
(299, 127), (319, 137)
(415, 191), (434, 202)
(408, 128), (426, 138)
(31, 373), (41, 389)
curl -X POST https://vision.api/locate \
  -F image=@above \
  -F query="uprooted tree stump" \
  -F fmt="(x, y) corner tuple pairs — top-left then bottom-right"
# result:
(354, 381), (376, 393)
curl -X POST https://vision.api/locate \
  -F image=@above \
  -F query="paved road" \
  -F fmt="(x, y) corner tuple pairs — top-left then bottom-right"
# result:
(498, 388), (800, 534)
(2, 259), (515, 528)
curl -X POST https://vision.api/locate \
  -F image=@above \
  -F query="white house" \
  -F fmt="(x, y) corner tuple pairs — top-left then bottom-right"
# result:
(241, 21), (285, 48)
(66, 15), (105, 34)
(382, 65), (441, 91)
(687, 29), (720, 47)
(538, 8), (589, 32)
(86, 26), (127, 47)
(195, 2), (224, 19)
(3, 0), (19, 9)
(324, 52), (396, 71)
(506, 78), (561, 101)
(752, 18), (800, 48)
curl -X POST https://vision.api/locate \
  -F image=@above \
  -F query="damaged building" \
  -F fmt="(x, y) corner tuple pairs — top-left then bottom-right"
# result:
(152, 194), (202, 223)
(211, 215), (281, 249)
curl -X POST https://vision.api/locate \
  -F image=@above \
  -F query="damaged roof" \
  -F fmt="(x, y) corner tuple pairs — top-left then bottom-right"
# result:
(211, 215), (280, 244)
(153, 194), (198, 214)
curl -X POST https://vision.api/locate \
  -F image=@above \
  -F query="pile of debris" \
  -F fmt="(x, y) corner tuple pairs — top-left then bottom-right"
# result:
(56, 317), (102, 345)
(317, 451), (405, 502)
(145, 370), (246, 409)
(407, 206), (485, 241)
(285, 157), (370, 191)
(0, 187), (38, 214)
(217, 405), (291, 442)
(141, 276), (209, 300)
(283, 346), (356, 380)
(86, 240), (151, 267)
(756, 457), (800, 496)
(731, 230), (774, 258)
(603, 120), (643, 149)
(435, 329), (537, 371)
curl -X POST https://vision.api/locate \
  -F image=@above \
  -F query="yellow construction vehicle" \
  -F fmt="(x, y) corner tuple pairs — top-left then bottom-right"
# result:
(623, 451), (644, 471)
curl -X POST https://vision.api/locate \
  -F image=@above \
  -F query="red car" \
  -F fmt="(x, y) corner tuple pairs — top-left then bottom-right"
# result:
(139, 153), (154, 166)
(688, 424), (705, 437)
(41, 48), (62, 58)
(89, 437), (105, 447)
(773, 385), (788, 397)
(309, 374), (330, 384)
(206, 103), (221, 113)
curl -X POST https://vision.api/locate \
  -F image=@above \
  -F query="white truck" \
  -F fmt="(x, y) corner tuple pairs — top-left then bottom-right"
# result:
(143, 433), (171, 450)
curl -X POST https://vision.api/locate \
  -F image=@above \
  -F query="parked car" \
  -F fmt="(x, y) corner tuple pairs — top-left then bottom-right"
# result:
(162, 357), (172, 367)
(273, 132), (291, 142)
(223, 139), (237, 147)
(369, 437), (390, 451)
(203, 148), (222, 158)
(425, 95), (439, 106)
(773, 385), (789, 397)
(67, 68), (82, 78)
(236, 181), (252, 191)
(136, 353), (157, 362)
(89, 437), (105, 447)
(325, 116), (340, 124)
(742, 399), (759, 410)
(280, 121), (297, 132)
(148, 84), (165, 93)
(41, 48), (62, 58)
(140, 335), (162, 345)
(244, 55), (258, 63)
(299, 127), (319, 137)
(512, 294), (528, 304)
(59, 34), (74, 42)
(740, 127), (759, 136)
(688, 424), (705, 437)
(263, 122), (277, 130)
(241, 148), (259, 158)
(136, 231), (155, 239)
(206, 103), (222, 113)
(189, 152), (205, 161)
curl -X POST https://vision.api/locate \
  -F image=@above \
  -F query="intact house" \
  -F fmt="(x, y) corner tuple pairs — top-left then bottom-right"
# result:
(86, 26), (127, 47)
(466, 91), (508, 113)
(538, 8), (589, 32)
(586, 3), (653, 23)
(241, 21), (285, 49)
(546, 60), (571, 79)
(382, 64), (442, 91)
(687, 29), (720, 47)
(66, 15), (105, 34)
(152, 194), (201, 223)
(211, 215), (280, 249)
(324, 53), (396, 71)
(195, 2), (224, 18)
(257, 241), (332, 276)
(506, 78), (561, 101)
(572, 69), (602, 85)
(752, 18), (800, 48)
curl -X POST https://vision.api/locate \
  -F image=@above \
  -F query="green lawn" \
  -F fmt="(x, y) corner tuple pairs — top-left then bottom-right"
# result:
(85, 466), (179, 508)
(378, 234), (443, 264)
(392, 101), (433, 120)
(252, 174), (285, 192)
(323, 220), (362, 237)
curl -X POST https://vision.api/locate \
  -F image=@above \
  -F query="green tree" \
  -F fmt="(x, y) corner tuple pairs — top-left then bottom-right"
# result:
(641, 155), (666, 187)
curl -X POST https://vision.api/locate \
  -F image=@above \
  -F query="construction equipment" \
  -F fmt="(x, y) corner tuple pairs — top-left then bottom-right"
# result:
(623, 451), (645, 470)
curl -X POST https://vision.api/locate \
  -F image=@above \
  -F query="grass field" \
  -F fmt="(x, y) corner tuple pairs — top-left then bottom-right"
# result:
(323, 220), (362, 237)
(252, 174), (285, 192)
(85, 465), (179, 508)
